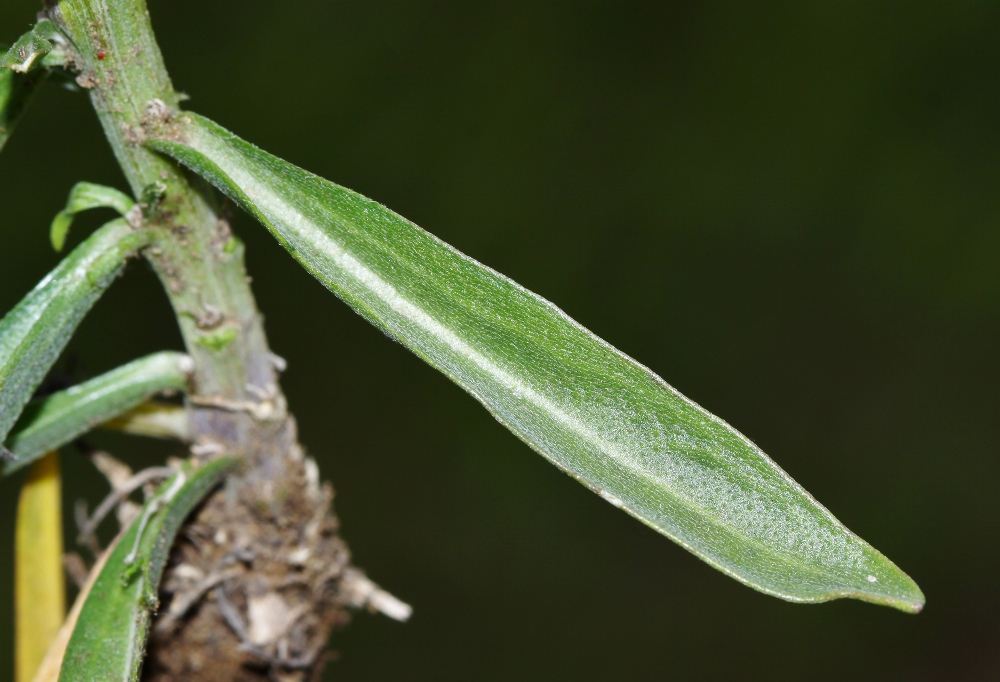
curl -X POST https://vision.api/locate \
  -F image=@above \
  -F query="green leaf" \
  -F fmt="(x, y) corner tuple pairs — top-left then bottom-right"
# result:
(3, 352), (192, 476)
(1, 27), (53, 74)
(59, 456), (238, 682)
(50, 182), (136, 252)
(147, 112), (924, 613)
(1, 22), (74, 153)
(1, 20), (71, 74)
(0, 218), (151, 449)
(0, 52), (47, 153)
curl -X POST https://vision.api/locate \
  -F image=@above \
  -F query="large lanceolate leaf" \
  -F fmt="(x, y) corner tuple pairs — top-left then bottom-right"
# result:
(60, 456), (238, 682)
(147, 112), (924, 612)
(3, 352), (192, 475)
(0, 218), (151, 448)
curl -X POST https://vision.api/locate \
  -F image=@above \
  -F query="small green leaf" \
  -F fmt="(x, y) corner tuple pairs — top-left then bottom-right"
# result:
(3, 352), (192, 476)
(0, 218), (152, 449)
(147, 112), (924, 612)
(195, 327), (237, 351)
(0, 21), (72, 153)
(1, 20), (70, 74)
(138, 180), (167, 208)
(50, 182), (136, 252)
(59, 456), (239, 682)
(1, 28), (53, 74)
(0, 52), (46, 153)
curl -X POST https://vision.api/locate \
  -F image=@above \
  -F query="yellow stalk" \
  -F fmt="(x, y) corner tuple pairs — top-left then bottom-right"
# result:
(15, 451), (66, 682)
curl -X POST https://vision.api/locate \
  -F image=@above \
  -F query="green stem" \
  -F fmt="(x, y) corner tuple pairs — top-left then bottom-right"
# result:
(45, 0), (280, 438)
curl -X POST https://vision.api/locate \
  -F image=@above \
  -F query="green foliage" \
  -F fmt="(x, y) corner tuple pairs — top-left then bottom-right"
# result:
(147, 113), (924, 612)
(195, 327), (237, 351)
(1, 22), (54, 73)
(0, 5), (933, 679)
(3, 352), (192, 475)
(59, 457), (239, 682)
(0, 50), (43, 152)
(50, 182), (136, 252)
(0, 19), (74, 151)
(0, 218), (152, 449)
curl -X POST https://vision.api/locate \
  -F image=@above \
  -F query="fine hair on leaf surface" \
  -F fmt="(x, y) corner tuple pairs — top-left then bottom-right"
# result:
(0, 218), (151, 448)
(147, 110), (923, 612)
(3, 351), (192, 476)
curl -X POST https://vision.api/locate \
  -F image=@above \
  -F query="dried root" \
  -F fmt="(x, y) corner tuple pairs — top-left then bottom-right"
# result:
(137, 416), (408, 681)
(61, 416), (405, 681)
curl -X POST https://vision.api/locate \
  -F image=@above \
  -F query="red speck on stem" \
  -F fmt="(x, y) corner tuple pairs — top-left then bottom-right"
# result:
(97, 51), (106, 60)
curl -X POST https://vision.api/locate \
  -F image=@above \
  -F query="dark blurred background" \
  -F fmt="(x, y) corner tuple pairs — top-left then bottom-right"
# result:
(2, 1), (999, 679)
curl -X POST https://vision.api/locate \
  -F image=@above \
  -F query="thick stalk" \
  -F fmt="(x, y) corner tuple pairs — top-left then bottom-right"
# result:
(45, 0), (280, 441)
(33, 8), (357, 681)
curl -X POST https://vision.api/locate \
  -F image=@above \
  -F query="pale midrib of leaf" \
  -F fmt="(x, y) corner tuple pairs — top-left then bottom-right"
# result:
(0, 218), (151, 446)
(147, 112), (923, 612)
(4, 351), (191, 475)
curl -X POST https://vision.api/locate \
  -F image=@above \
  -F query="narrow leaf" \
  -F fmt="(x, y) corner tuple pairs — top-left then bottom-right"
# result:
(3, 352), (192, 476)
(15, 452), (65, 682)
(0, 218), (151, 448)
(147, 112), (924, 612)
(59, 456), (238, 682)
(0, 54), (46, 152)
(1, 28), (53, 74)
(0, 21), (71, 152)
(30, 536), (115, 682)
(1, 21), (70, 74)
(50, 182), (136, 252)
